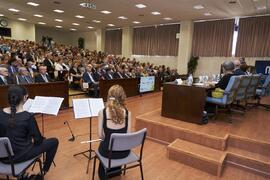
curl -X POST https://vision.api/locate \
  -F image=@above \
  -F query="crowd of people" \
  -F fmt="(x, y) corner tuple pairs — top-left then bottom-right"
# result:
(0, 37), (180, 89)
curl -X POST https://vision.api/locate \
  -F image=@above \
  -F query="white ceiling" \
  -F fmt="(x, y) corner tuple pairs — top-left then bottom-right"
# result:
(0, 0), (269, 32)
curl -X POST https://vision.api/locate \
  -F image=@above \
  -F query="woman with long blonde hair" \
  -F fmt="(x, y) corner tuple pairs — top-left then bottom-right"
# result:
(97, 85), (131, 179)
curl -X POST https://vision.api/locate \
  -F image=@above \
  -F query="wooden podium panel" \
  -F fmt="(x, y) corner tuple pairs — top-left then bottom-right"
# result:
(0, 81), (69, 109)
(161, 82), (207, 124)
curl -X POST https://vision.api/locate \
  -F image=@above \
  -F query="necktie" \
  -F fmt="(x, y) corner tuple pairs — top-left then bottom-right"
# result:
(24, 76), (29, 83)
(42, 74), (48, 82)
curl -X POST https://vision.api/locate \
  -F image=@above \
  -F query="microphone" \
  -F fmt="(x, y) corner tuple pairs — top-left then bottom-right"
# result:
(64, 120), (75, 142)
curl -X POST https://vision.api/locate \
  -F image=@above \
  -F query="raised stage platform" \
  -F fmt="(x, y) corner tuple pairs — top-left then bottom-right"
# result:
(135, 105), (270, 178)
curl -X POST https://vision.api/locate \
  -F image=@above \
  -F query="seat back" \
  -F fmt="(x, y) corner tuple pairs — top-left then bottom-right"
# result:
(0, 137), (14, 158)
(261, 75), (270, 96)
(234, 75), (251, 101)
(109, 128), (147, 152)
(246, 74), (261, 99)
(222, 76), (241, 104)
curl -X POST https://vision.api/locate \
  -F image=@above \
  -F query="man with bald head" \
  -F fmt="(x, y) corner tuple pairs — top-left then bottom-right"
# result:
(0, 67), (14, 85)
(233, 59), (245, 76)
(17, 66), (34, 84)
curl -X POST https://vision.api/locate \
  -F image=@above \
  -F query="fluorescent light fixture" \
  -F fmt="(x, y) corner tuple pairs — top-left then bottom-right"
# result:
(0, 14), (4, 17)
(151, 11), (161, 15)
(18, 18), (27, 21)
(133, 21), (141, 24)
(38, 22), (46, 25)
(72, 23), (80, 26)
(100, 10), (111, 14)
(34, 14), (43, 17)
(8, 8), (20, 12)
(135, 4), (146, 8)
(54, 19), (63, 22)
(75, 15), (85, 19)
(70, 28), (77, 31)
(27, 2), (39, 6)
(107, 24), (115, 27)
(118, 16), (128, 19)
(87, 26), (94, 29)
(55, 25), (62, 28)
(92, 20), (101, 23)
(163, 17), (172, 20)
(53, 9), (64, 13)
(256, 6), (267, 10)
(193, 5), (204, 9)
(204, 12), (212, 16)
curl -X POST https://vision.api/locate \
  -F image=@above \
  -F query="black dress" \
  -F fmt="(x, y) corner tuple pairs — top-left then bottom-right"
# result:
(98, 108), (130, 179)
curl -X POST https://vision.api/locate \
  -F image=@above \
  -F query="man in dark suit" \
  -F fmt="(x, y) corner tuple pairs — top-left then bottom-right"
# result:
(43, 54), (55, 79)
(233, 59), (245, 76)
(0, 67), (14, 85)
(26, 61), (38, 78)
(7, 57), (18, 76)
(82, 64), (99, 97)
(104, 68), (114, 80)
(17, 67), (34, 84)
(35, 65), (52, 83)
(113, 67), (124, 79)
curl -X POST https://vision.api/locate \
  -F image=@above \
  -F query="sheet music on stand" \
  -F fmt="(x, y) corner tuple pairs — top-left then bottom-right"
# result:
(23, 96), (64, 116)
(72, 98), (105, 119)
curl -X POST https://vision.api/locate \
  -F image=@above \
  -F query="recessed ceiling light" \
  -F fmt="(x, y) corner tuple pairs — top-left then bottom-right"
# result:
(163, 17), (172, 20)
(92, 20), (101, 23)
(87, 26), (94, 29)
(151, 11), (161, 15)
(107, 24), (115, 27)
(27, 2), (39, 6)
(133, 21), (141, 24)
(53, 9), (64, 13)
(75, 15), (85, 19)
(54, 19), (63, 22)
(8, 8), (20, 12)
(55, 25), (62, 28)
(118, 16), (128, 20)
(193, 5), (204, 10)
(100, 10), (111, 14)
(70, 28), (77, 31)
(0, 14), (4, 17)
(256, 6), (267, 10)
(72, 23), (80, 26)
(135, 4), (146, 9)
(38, 22), (46, 25)
(34, 14), (43, 17)
(204, 12), (212, 16)
(18, 18), (27, 21)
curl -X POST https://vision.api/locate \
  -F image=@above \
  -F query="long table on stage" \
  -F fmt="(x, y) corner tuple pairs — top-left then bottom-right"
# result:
(99, 77), (161, 101)
(0, 81), (69, 108)
(161, 82), (208, 124)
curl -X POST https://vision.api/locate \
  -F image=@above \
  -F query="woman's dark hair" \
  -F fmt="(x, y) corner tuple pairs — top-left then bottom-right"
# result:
(7, 85), (27, 127)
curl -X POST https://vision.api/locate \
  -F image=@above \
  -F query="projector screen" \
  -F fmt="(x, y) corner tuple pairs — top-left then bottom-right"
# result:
(139, 76), (155, 93)
(0, 27), (11, 37)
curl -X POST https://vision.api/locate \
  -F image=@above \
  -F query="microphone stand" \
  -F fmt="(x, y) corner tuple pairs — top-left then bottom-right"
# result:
(64, 120), (75, 141)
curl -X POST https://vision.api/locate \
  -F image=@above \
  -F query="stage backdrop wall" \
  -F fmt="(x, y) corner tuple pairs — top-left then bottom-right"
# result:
(5, 19), (35, 41)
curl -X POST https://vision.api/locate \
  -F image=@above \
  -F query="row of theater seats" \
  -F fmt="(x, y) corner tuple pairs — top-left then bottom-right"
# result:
(206, 74), (270, 121)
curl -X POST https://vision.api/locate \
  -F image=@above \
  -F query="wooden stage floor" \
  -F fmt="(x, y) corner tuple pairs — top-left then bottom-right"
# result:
(1, 92), (269, 180)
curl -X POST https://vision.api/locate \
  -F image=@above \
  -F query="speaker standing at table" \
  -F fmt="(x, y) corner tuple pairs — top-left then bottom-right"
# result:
(97, 85), (131, 180)
(0, 85), (59, 178)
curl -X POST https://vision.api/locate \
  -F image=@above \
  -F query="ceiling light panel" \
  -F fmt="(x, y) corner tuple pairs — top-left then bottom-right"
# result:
(54, 19), (63, 22)
(204, 12), (212, 16)
(92, 20), (101, 23)
(8, 8), (20, 12)
(34, 14), (43, 17)
(38, 22), (46, 25)
(27, 2), (39, 6)
(118, 16), (128, 19)
(0, 14), (4, 17)
(101, 10), (111, 14)
(193, 5), (204, 9)
(256, 6), (267, 10)
(135, 4), (146, 8)
(107, 24), (115, 27)
(70, 28), (77, 31)
(72, 23), (80, 26)
(18, 18), (27, 21)
(87, 26), (94, 29)
(55, 25), (62, 28)
(163, 17), (172, 20)
(53, 9), (64, 13)
(133, 21), (141, 24)
(151, 11), (161, 15)
(75, 15), (85, 19)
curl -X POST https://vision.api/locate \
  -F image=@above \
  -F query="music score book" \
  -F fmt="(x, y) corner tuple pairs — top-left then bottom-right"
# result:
(72, 98), (105, 119)
(23, 96), (64, 116)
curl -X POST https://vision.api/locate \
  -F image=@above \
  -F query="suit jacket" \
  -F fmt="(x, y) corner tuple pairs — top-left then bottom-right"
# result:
(82, 72), (98, 85)
(8, 65), (18, 75)
(113, 72), (124, 79)
(27, 67), (38, 78)
(234, 68), (245, 76)
(17, 75), (34, 84)
(43, 59), (54, 73)
(104, 73), (114, 80)
(0, 76), (14, 85)
(35, 74), (52, 83)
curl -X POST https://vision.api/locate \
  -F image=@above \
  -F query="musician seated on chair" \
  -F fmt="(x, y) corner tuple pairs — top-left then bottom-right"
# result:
(82, 63), (99, 98)
(0, 85), (59, 178)
(97, 85), (131, 180)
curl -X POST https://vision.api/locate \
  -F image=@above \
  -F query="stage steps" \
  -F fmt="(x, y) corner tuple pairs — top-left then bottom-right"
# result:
(167, 139), (226, 176)
(167, 138), (270, 178)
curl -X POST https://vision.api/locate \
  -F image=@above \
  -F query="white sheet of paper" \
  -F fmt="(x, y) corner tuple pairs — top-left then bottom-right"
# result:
(29, 96), (49, 113)
(42, 97), (64, 116)
(83, 82), (89, 89)
(176, 78), (183, 85)
(73, 99), (91, 119)
(89, 98), (105, 117)
(23, 98), (34, 112)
